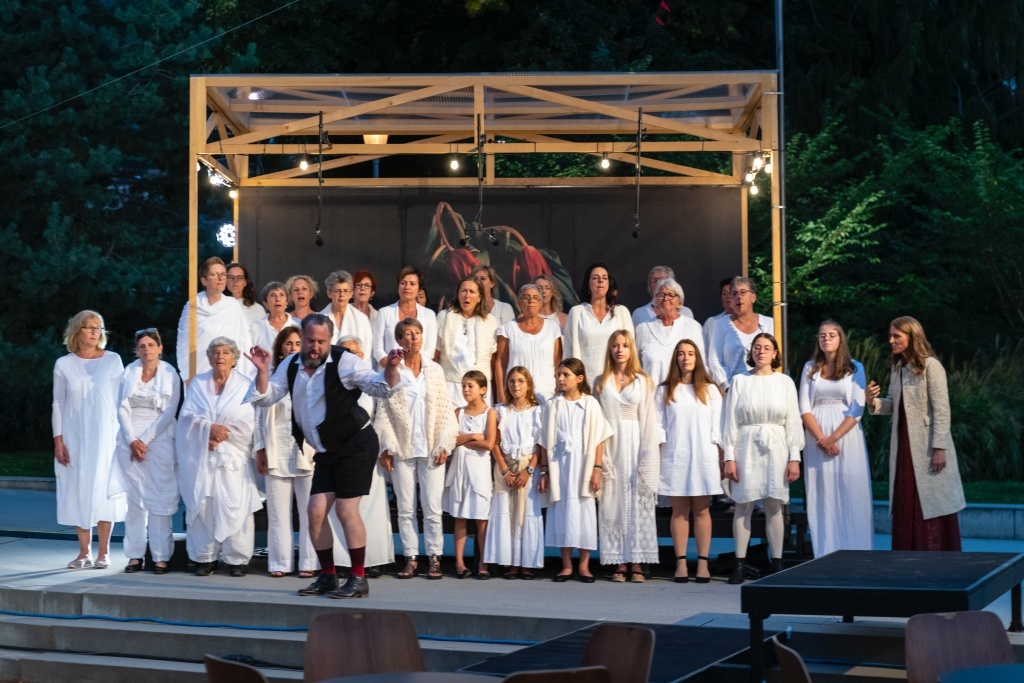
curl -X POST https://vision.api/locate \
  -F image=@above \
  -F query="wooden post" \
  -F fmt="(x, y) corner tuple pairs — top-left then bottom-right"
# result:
(232, 192), (239, 263)
(765, 74), (784, 360)
(188, 77), (205, 379)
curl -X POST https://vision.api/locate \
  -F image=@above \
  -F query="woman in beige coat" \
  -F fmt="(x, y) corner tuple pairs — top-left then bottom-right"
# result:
(866, 316), (965, 551)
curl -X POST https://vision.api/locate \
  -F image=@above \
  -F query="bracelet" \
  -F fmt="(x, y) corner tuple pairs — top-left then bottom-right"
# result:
(593, 464), (604, 471)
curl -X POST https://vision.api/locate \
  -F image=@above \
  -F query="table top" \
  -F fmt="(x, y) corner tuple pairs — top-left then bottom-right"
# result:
(741, 550), (1024, 618)
(938, 663), (1024, 683)
(323, 673), (499, 683)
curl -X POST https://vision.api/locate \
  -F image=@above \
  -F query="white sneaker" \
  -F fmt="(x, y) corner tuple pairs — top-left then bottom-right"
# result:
(68, 556), (93, 569)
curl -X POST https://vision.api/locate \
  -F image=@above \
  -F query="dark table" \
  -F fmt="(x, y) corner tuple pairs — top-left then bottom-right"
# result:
(741, 551), (1024, 683)
(939, 663), (1024, 683)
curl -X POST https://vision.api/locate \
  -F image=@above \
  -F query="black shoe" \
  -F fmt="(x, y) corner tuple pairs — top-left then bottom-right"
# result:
(770, 558), (784, 574)
(365, 566), (382, 579)
(674, 555), (689, 583)
(298, 573), (339, 596)
(194, 562), (215, 577)
(124, 559), (144, 573)
(578, 573), (596, 584)
(728, 559), (746, 585)
(153, 563), (170, 575)
(694, 555), (711, 584)
(552, 571), (573, 583)
(228, 564), (247, 578)
(328, 574), (369, 599)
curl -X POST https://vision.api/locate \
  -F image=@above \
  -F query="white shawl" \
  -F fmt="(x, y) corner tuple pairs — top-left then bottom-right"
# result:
(436, 309), (499, 383)
(540, 394), (614, 504)
(373, 360), (458, 461)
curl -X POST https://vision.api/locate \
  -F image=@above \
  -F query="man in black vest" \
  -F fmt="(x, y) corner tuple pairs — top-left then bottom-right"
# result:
(246, 313), (405, 598)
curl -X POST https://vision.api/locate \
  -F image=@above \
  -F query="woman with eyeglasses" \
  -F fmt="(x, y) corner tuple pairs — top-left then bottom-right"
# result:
(108, 328), (182, 574)
(564, 263), (634, 388)
(52, 310), (127, 569)
(495, 284), (564, 403)
(175, 256), (253, 381)
(706, 276), (774, 392)
(225, 262), (267, 326)
(351, 270), (379, 328)
(634, 278), (705, 386)
(320, 270), (373, 354)
(435, 275), (499, 407)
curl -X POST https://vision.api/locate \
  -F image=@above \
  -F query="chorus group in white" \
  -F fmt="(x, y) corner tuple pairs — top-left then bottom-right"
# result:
(52, 261), (877, 584)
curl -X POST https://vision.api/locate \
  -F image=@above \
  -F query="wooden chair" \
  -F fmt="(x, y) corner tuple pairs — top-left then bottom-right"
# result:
(204, 654), (269, 683)
(504, 665), (612, 683)
(579, 623), (655, 683)
(905, 611), (1016, 683)
(303, 609), (425, 682)
(771, 635), (812, 683)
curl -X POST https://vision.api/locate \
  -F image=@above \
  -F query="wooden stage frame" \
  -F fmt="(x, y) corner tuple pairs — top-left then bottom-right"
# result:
(187, 72), (784, 376)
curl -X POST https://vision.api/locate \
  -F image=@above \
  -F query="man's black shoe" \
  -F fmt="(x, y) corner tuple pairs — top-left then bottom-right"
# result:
(298, 572), (339, 596)
(327, 574), (369, 599)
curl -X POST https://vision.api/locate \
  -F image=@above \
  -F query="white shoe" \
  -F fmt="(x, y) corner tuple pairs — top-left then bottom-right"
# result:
(94, 554), (111, 569)
(68, 555), (93, 569)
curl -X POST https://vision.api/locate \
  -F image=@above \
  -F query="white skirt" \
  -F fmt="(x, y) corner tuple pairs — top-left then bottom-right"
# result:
(484, 486), (544, 568)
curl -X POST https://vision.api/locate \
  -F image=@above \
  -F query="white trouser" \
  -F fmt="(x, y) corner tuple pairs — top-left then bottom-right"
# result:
(122, 501), (175, 562)
(264, 472), (316, 573)
(186, 499), (254, 565)
(391, 456), (445, 557)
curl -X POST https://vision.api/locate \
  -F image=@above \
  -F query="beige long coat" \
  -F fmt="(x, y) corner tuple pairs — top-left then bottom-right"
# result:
(869, 357), (965, 520)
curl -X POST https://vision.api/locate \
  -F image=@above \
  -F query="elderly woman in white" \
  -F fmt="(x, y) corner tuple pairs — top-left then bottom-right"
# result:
(707, 276), (774, 392)
(496, 284), (563, 403)
(631, 265), (694, 326)
(374, 318), (458, 581)
(564, 263), (634, 387)
(176, 337), (262, 577)
(250, 281), (302, 351)
(435, 274), (499, 407)
(176, 257), (253, 381)
(109, 328), (181, 574)
(372, 266), (438, 368)
(635, 278), (705, 386)
(320, 270), (373, 353)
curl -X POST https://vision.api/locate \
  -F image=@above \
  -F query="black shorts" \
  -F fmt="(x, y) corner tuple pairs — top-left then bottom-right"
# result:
(309, 426), (379, 499)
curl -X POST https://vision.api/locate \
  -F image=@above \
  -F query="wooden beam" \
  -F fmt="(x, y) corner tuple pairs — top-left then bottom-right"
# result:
(201, 72), (771, 88)
(199, 156), (239, 186)
(732, 82), (762, 134)
(243, 175), (740, 188)
(188, 77), (205, 379)
(224, 84), (467, 145)
(205, 113), (219, 141)
(764, 73), (784, 357)
(206, 86), (250, 135)
(215, 139), (761, 155)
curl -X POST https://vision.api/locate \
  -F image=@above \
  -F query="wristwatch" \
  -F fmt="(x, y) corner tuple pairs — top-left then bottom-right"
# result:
(526, 466), (536, 475)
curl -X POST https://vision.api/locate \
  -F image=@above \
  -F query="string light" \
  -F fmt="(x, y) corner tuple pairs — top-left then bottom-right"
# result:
(228, 189), (238, 199)
(449, 157), (460, 171)
(752, 155), (764, 170)
(600, 152), (610, 170)
(745, 152), (771, 198)
(749, 185), (759, 195)
(764, 161), (773, 174)
(216, 223), (236, 248)
(299, 157), (309, 171)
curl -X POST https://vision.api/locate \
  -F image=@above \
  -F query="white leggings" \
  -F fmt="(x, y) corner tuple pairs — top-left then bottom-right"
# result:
(733, 499), (785, 560)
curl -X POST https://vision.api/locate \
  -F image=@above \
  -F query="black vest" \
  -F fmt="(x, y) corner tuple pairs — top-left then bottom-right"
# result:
(286, 346), (369, 453)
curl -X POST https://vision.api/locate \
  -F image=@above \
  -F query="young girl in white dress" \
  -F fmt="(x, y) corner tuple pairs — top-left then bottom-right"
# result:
(657, 339), (724, 583)
(538, 358), (613, 583)
(484, 366), (545, 579)
(594, 331), (660, 583)
(443, 370), (497, 579)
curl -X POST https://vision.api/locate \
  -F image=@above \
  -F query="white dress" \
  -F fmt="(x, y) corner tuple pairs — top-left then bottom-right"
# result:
(484, 404), (544, 568)
(657, 383), (724, 497)
(596, 379), (659, 565)
(491, 300), (517, 326)
(319, 304), (373, 358)
(240, 302), (268, 326)
(564, 303), (634, 387)
(498, 318), (563, 401)
(176, 292), (254, 380)
(545, 397), (598, 549)
(631, 302), (694, 326)
(635, 316), (706, 386)
(721, 372), (804, 504)
(249, 315), (302, 352)
(442, 312), (478, 408)
(443, 409), (494, 520)
(798, 362), (873, 556)
(707, 314), (774, 390)
(371, 302), (438, 367)
(52, 352), (128, 527)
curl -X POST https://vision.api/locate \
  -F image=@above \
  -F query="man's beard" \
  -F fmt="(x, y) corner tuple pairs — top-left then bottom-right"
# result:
(301, 351), (325, 369)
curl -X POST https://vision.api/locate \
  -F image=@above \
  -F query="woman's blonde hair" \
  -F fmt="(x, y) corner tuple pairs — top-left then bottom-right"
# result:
(807, 320), (855, 380)
(596, 330), (652, 394)
(64, 310), (107, 353)
(505, 366), (540, 408)
(284, 274), (319, 302)
(890, 316), (934, 374)
(533, 275), (564, 316)
(663, 339), (718, 405)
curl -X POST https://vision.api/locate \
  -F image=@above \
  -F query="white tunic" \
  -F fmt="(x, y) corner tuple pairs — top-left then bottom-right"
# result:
(798, 361), (873, 556)
(443, 409), (494, 520)
(249, 315), (302, 352)
(490, 300), (517, 326)
(52, 352), (128, 527)
(319, 303), (373, 358)
(563, 303), (635, 387)
(371, 302), (438, 367)
(635, 316), (706, 386)
(240, 302), (268, 326)
(657, 383), (724, 497)
(631, 301), (694, 326)
(721, 372), (804, 504)
(707, 314), (775, 390)
(498, 318), (563, 401)
(702, 311), (729, 354)
(176, 292), (254, 380)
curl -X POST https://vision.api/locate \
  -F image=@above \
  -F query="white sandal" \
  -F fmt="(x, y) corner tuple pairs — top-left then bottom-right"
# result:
(68, 555), (93, 569)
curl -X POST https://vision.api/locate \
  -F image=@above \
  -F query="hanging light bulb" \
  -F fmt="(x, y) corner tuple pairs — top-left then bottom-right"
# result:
(228, 189), (238, 199)
(749, 185), (759, 196)
(745, 172), (755, 183)
(449, 157), (460, 171)
(299, 157), (309, 171)
(764, 160), (773, 174)
(600, 152), (610, 170)
(752, 155), (764, 170)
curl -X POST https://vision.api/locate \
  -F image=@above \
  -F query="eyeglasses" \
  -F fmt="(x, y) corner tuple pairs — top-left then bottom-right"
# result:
(205, 272), (227, 279)
(519, 295), (542, 302)
(135, 327), (158, 339)
(329, 289), (352, 296)
(82, 326), (106, 333)
(226, 275), (245, 282)
(655, 292), (679, 300)
(354, 283), (373, 290)
(731, 289), (752, 298)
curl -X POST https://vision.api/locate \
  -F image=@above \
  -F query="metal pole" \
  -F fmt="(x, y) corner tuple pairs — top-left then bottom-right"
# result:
(776, 0), (788, 373)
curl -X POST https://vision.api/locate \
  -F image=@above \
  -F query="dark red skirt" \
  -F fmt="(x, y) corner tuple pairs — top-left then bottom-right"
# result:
(891, 397), (961, 551)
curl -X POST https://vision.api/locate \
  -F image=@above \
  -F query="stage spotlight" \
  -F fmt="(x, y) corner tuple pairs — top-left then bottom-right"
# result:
(449, 157), (460, 171)
(459, 236), (469, 246)
(299, 157), (309, 171)
(600, 153), (610, 170)
(228, 189), (238, 199)
(749, 185), (759, 195)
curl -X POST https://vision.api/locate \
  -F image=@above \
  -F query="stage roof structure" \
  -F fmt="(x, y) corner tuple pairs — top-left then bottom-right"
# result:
(186, 72), (784, 374)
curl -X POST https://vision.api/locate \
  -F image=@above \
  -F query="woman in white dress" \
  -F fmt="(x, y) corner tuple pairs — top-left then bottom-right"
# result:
(372, 266), (438, 368)
(226, 262), (267, 326)
(594, 331), (660, 583)
(472, 265), (517, 326)
(109, 329), (181, 574)
(249, 281), (301, 352)
(285, 274), (317, 321)
(176, 337), (262, 577)
(707, 276), (774, 392)
(534, 275), (568, 328)
(52, 310), (127, 569)
(635, 278), (705, 386)
(254, 327), (317, 578)
(374, 318), (458, 580)
(485, 366), (544, 578)
(435, 275), (499, 407)
(496, 284), (563, 403)
(176, 257), (253, 381)
(320, 270), (373, 353)
(722, 333), (804, 584)
(564, 263), (634, 387)
(657, 339), (724, 583)
(351, 270), (379, 329)
(538, 358), (614, 583)
(799, 321), (873, 557)
(443, 371), (497, 578)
